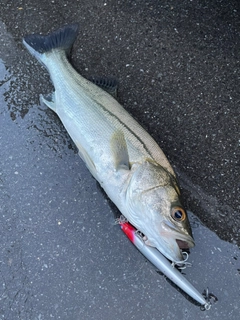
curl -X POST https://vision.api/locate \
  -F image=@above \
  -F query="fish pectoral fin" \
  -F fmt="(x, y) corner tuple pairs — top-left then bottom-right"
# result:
(40, 92), (56, 112)
(88, 76), (118, 98)
(110, 130), (130, 171)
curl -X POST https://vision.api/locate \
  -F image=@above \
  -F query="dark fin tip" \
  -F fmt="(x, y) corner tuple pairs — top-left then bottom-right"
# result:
(23, 23), (79, 54)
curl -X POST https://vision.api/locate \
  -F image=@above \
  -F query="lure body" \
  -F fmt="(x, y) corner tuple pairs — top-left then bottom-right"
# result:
(120, 221), (209, 307)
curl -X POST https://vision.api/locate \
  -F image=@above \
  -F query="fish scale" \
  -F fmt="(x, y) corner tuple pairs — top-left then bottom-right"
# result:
(46, 50), (175, 172)
(23, 23), (195, 264)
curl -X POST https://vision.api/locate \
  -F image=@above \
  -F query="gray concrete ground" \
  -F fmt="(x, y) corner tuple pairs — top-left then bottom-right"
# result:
(0, 1), (239, 319)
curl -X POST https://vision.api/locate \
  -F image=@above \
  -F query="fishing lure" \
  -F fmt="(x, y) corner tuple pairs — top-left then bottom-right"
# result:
(119, 218), (211, 310)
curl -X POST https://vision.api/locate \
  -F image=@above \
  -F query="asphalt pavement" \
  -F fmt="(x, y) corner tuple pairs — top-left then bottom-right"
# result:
(0, 1), (239, 319)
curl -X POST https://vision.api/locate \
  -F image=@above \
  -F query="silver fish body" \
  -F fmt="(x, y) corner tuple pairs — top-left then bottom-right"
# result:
(23, 24), (194, 263)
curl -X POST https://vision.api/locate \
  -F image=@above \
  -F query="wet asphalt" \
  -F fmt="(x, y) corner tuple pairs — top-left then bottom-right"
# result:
(0, 0), (239, 319)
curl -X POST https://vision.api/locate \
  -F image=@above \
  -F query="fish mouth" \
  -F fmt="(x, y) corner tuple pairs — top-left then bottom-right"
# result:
(157, 221), (195, 262)
(176, 239), (194, 250)
(162, 221), (195, 248)
(165, 235), (194, 262)
(174, 233), (195, 251)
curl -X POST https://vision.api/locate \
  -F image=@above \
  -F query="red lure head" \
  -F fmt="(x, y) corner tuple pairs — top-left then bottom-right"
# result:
(120, 222), (136, 243)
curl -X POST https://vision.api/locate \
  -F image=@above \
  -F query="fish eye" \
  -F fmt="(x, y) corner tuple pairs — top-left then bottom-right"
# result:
(171, 207), (186, 222)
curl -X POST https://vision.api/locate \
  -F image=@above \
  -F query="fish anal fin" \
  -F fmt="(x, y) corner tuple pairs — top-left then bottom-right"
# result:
(40, 92), (56, 112)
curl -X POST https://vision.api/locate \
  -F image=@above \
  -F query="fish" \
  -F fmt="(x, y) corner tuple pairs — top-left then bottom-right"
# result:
(23, 24), (195, 263)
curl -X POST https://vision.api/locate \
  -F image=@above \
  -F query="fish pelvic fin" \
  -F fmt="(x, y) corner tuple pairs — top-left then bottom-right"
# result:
(110, 130), (130, 171)
(22, 23), (79, 62)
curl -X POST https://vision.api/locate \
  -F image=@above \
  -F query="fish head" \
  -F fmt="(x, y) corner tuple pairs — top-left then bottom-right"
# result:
(126, 161), (195, 262)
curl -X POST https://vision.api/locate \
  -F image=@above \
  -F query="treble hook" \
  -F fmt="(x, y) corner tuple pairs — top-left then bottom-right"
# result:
(115, 215), (128, 225)
(171, 252), (192, 270)
(201, 287), (218, 310)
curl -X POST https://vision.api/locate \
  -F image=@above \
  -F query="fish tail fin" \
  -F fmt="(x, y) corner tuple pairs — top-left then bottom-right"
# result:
(22, 23), (79, 63)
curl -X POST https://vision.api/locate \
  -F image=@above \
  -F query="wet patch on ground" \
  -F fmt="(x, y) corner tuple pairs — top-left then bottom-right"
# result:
(0, 1), (239, 319)
(0, 56), (239, 320)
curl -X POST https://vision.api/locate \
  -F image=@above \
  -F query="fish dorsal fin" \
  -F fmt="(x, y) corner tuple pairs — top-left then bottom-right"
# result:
(110, 130), (130, 171)
(88, 76), (118, 98)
